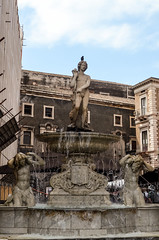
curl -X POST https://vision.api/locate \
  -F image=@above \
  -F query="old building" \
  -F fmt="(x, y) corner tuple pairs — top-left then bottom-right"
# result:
(19, 70), (135, 179)
(0, 0), (22, 201)
(134, 77), (159, 169)
(0, 0), (23, 165)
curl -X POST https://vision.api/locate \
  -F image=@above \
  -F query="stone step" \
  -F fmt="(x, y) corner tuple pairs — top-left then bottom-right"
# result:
(0, 232), (159, 240)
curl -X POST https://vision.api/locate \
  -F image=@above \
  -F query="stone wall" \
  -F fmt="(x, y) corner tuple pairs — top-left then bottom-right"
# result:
(0, 205), (159, 239)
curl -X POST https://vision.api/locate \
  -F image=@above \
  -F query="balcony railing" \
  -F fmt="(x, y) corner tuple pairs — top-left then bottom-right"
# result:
(134, 108), (148, 121)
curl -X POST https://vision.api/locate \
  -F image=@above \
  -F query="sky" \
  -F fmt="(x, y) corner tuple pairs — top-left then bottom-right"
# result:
(18, 0), (159, 85)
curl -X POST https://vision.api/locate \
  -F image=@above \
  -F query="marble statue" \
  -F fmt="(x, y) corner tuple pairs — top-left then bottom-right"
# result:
(120, 154), (154, 206)
(5, 152), (45, 207)
(68, 56), (91, 130)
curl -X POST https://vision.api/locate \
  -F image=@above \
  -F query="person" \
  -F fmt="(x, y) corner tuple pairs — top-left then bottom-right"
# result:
(143, 188), (149, 203)
(120, 154), (153, 206)
(68, 56), (91, 129)
(5, 152), (45, 207)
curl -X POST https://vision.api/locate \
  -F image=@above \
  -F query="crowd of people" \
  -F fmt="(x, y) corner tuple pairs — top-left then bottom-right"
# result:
(142, 185), (159, 203)
(107, 183), (159, 204)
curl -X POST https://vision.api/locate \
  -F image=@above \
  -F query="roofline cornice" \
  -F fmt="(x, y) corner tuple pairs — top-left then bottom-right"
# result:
(22, 69), (133, 87)
(133, 77), (159, 90)
(20, 85), (135, 110)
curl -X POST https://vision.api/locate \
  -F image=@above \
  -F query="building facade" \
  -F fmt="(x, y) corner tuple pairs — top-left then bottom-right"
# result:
(134, 77), (159, 169)
(19, 70), (136, 178)
(0, 0), (22, 166)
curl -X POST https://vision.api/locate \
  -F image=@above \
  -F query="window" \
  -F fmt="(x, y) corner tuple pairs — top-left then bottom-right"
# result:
(130, 139), (136, 151)
(23, 131), (31, 145)
(142, 130), (148, 152)
(22, 103), (34, 117)
(141, 97), (146, 115)
(43, 106), (54, 119)
(114, 114), (122, 127)
(20, 128), (34, 146)
(130, 116), (135, 128)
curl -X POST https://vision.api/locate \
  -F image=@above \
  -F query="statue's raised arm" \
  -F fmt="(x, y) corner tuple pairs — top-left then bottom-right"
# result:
(119, 154), (131, 166)
(26, 152), (45, 166)
(70, 68), (78, 89)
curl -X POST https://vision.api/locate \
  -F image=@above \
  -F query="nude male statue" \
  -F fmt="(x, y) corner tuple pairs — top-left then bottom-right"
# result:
(120, 154), (153, 206)
(5, 152), (45, 207)
(68, 56), (91, 129)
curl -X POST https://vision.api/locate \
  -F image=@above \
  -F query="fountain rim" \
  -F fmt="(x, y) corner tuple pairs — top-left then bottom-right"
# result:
(37, 131), (120, 140)
(36, 132), (120, 154)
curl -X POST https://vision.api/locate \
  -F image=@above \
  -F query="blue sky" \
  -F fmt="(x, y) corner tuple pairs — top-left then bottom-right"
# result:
(18, 0), (159, 85)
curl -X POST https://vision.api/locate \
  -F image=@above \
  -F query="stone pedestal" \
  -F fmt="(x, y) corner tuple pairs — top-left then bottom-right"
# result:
(37, 131), (120, 208)
(48, 155), (111, 207)
(48, 189), (111, 208)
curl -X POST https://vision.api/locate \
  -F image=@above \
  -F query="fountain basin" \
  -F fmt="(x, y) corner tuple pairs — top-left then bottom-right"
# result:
(37, 132), (119, 154)
(0, 204), (159, 239)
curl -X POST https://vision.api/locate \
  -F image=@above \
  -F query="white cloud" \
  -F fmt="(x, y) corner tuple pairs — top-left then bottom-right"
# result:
(18, 0), (159, 49)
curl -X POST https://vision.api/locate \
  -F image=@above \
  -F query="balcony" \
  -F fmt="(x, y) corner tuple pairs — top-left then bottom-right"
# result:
(134, 108), (148, 121)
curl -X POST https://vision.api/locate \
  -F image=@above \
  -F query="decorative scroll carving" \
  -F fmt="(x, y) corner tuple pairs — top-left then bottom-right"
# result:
(50, 163), (108, 195)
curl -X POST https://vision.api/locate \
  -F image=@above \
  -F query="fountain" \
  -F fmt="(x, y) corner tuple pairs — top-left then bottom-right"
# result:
(0, 57), (159, 239)
(37, 56), (119, 208)
(38, 132), (119, 207)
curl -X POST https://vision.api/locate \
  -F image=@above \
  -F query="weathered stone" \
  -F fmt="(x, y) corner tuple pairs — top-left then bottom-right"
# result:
(68, 57), (91, 130)
(125, 209), (136, 228)
(0, 209), (14, 228)
(28, 228), (79, 237)
(120, 154), (154, 206)
(79, 229), (108, 237)
(5, 152), (45, 207)
(71, 211), (101, 229)
(0, 205), (158, 237)
(48, 194), (111, 208)
(28, 210), (71, 230)
(0, 227), (27, 234)
(101, 209), (126, 230)
(14, 209), (29, 228)
(71, 164), (88, 185)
